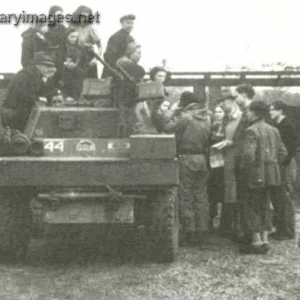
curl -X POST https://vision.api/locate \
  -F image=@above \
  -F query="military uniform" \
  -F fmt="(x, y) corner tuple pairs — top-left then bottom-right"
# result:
(102, 29), (135, 78)
(164, 102), (211, 239)
(114, 56), (145, 136)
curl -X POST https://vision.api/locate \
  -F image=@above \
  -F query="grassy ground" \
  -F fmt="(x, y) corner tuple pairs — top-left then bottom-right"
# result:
(0, 215), (299, 300)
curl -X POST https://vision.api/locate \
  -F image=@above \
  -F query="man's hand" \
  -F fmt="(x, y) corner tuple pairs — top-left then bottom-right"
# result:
(212, 139), (233, 150)
(38, 97), (47, 104)
(89, 58), (98, 67)
(65, 60), (79, 70)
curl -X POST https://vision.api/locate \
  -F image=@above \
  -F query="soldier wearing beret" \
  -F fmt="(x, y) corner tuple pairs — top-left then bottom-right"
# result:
(1, 52), (58, 132)
(102, 14), (135, 78)
(161, 92), (212, 245)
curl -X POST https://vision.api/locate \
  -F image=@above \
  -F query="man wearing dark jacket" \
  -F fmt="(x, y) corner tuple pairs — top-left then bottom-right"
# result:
(21, 22), (51, 68)
(239, 101), (287, 254)
(163, 92), (212, 245)
(269, 100), (297, 240)
(1, 52), (57, 132)
(102, 14), (135, 78)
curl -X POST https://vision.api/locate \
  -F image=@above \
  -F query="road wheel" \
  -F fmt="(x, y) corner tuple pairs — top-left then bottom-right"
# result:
(0, 191), (32, 261)
(147, 187), (179, 263)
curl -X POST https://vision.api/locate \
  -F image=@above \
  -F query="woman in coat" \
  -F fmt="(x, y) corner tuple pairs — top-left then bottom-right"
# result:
(56, 27), (88, 100)
(208, 105), (225, 231)
(215, 96), (243, 239)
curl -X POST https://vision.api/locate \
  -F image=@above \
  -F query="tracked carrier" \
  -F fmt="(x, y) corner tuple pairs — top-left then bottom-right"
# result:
(0, 75), (179, 263)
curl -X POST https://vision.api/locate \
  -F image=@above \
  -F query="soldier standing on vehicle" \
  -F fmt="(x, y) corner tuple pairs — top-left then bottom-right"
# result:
(102, 14), (135, 78)
(1, 52), (58, 132)
(162, 92), (212, 245)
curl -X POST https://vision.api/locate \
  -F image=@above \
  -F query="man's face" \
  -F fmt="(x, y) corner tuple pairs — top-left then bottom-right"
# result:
(235, 92), (247, 109)
(223, 99), (234, 115)
(130, 48), (141, 63)
(38, 65), (57, 78)
(246, 109), (257, 123)
(269, 105), (282, 120)
(122, 20), (134, 32)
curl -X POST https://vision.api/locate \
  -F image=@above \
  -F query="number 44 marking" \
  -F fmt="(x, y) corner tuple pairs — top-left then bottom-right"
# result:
(44, 140), (65, 152)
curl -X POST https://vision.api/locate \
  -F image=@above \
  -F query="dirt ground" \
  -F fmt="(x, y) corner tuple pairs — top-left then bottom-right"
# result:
(0, 214), (299, 300)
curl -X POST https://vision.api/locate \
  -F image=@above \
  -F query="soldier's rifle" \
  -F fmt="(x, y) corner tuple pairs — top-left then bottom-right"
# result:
(86, 47), (136, 137)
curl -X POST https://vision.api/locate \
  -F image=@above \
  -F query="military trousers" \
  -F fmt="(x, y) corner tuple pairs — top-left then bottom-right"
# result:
(178, 154), (209, 234)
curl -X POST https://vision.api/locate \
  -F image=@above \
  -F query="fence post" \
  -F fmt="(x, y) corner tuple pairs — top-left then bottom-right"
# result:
(193, 83), (206, 103)
(208, 86), (222, 110)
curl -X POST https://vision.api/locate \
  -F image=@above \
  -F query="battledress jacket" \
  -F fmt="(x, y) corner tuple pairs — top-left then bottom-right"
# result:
(102, 29), (135, 78)
(163, 103), (212, 155)
(239, 119), (287, 188)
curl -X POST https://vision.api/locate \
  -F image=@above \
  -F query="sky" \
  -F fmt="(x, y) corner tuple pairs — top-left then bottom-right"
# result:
(0, 0), (300, 72)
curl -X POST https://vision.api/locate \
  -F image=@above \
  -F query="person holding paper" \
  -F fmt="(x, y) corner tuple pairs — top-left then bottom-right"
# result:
(208, 105), (225, 231)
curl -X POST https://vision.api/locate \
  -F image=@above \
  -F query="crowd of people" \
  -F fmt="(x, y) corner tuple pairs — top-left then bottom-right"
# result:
(0, 5), (298, 255)
(157, 84), (298, 254)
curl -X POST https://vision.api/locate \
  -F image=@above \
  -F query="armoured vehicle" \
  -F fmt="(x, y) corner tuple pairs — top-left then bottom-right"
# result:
(0, 71), (179, 263)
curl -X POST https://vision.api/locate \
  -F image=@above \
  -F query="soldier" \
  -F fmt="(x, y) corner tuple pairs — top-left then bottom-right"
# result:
(162, 92), (212, 245)
(102, 14), (135, 78)
(1, 52), (58, 132)
(114, 42), (145, 135)
(238, 101), (287, 254)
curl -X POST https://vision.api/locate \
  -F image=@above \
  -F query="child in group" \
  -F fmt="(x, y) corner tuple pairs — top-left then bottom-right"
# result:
(56, 27), (88, 101)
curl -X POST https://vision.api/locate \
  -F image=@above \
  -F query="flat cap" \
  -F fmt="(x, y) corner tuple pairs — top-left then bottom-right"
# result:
(179, 92), (198, 108)
(33, 52), (56, 67)
(120, 14), (136, 23)
(248, 100), (268, 117)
